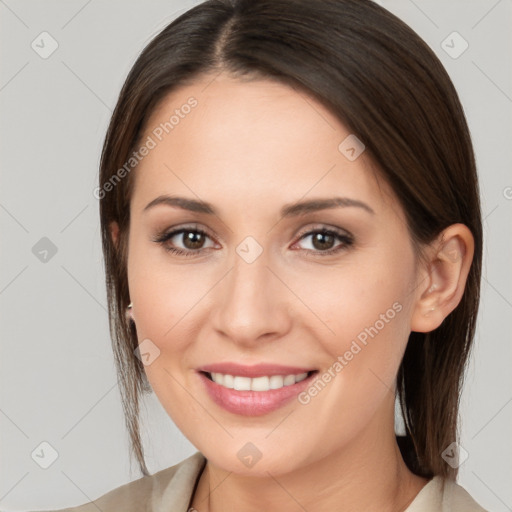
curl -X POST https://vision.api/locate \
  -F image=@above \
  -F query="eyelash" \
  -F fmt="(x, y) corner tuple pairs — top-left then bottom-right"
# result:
(152, 224), (354, 258)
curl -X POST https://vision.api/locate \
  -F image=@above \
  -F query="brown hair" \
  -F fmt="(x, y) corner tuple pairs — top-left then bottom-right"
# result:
(98, 0), (482, 478)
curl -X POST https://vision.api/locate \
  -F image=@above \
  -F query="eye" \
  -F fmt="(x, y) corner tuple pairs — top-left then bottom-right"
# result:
(152, 225), (216, 257)
(292, 226), (354, 256)
(152, 224), (354, 258)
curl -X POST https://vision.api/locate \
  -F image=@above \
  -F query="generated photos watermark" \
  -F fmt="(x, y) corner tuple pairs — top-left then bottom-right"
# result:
(93, 96), (198, 200)
(298, 301), (403, 405)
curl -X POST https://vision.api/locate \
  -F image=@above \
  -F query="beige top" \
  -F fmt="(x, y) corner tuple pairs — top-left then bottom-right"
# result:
(36, 451), (488, 512)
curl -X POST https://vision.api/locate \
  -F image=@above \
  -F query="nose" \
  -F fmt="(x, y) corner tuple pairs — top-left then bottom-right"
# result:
(210, 245), (293, 348)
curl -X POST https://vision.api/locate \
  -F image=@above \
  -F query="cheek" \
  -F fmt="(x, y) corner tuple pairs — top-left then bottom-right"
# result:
(125, 245), (197, 417)
(292, 268), (413, 449)
(126, 238), (222, 417)
(126, 252), (205, 428)
(126, 233), (200, 348)
(294, 253), (415, 420)
(297, 256), (413, 350)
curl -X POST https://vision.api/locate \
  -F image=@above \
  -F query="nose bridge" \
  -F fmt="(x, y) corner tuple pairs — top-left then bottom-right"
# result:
(211, 235), (291, 343)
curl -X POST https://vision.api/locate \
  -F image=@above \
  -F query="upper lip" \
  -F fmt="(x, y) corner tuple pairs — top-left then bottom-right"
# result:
(197, 362), (316, 378)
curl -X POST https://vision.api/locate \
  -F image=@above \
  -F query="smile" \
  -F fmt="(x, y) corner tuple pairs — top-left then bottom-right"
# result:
(198, 369), (319, 416)
(205, 371), (312, 391)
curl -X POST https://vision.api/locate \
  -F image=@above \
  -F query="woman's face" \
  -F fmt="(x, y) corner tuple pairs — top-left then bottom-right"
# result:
(121, 73), (426, 476)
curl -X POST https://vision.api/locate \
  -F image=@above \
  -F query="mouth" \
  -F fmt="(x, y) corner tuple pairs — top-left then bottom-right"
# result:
(197, 369), (319, 416)
(199, 370), (318, 391)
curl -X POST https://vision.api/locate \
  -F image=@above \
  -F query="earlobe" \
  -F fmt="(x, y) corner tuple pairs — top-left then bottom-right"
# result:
(410, 223), (474, 333)
(110, 221), (120, 248)
(125, 302), (134, 322)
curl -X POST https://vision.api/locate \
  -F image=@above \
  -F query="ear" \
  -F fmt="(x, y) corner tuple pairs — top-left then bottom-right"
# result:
(410, 223), (474, 333)
(110, 221), (120, 249)
(109, 221), (134, 321)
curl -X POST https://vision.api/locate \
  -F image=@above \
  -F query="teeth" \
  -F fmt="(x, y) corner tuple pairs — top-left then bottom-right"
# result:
(209, 372), (309, 391)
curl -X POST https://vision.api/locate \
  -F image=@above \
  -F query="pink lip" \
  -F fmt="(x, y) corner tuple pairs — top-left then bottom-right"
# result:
(197, 362), (316, 378)
(197, 368), (318, 416)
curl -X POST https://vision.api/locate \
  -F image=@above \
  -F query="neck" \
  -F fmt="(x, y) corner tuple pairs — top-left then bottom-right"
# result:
(191, 397), (429, 512)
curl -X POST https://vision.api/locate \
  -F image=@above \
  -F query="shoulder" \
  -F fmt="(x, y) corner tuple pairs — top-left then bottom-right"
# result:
(442, 478), (489, 512)
(406, 475), (489, 512)
(29, 451), (206, 512)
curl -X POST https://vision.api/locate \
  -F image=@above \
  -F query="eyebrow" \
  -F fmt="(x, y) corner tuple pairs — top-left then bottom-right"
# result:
(143, 195), (375, 217)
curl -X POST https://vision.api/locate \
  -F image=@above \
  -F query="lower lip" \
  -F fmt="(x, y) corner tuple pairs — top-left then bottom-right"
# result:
(198, 371), (318, 416)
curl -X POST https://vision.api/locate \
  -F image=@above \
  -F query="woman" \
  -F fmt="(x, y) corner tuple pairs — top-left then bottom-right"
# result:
(39, 0), (488, 510)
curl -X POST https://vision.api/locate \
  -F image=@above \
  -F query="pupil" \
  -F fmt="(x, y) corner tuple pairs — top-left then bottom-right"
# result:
(184, 231), (204, 249)
(313, 232), (334, 250)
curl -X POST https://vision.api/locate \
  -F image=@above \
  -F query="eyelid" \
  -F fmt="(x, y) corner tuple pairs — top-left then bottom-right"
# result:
(153, 222), (351, 242)
(153, 222), (354, 256)
(153, 223), (214, 240)
(294, 223), (352, 239)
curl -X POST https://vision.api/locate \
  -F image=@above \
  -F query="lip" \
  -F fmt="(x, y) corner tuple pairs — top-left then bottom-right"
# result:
(196, 362), (316, 378)
(197, 367), (319, 416)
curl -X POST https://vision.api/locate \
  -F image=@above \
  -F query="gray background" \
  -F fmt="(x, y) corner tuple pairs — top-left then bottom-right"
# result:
(0, 0), (511, 510)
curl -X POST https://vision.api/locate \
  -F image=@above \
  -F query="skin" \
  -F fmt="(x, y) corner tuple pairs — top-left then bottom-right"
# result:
(110, 73), (474, 512)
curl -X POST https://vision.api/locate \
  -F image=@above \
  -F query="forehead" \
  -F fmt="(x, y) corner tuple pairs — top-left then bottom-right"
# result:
(130, 74), (397, 218)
